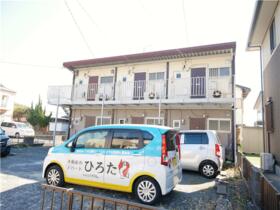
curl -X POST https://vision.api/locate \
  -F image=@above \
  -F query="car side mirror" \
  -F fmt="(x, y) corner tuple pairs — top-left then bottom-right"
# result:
(68, 141), (75, 152)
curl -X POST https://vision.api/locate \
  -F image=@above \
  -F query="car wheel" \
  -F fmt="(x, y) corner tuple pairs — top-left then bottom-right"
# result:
(1, 150), (10, 157)
(199, 161), (218, 179)
(134, 176), (161, 205)
(46, 165), (65, 187)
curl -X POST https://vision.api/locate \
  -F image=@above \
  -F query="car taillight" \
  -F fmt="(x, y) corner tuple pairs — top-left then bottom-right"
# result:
(161, 134), (168, 166)
(175, 134), (181, 160)
(215, 144), (221, 157)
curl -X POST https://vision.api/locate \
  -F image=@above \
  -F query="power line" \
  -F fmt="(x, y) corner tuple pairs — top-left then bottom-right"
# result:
(182, 0), (188, 44)
(63, 0), (94, 57)
(76, 0), (100, 30)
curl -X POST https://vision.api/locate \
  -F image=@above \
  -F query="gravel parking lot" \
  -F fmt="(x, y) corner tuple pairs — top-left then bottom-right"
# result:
(0, 146), (250, 210)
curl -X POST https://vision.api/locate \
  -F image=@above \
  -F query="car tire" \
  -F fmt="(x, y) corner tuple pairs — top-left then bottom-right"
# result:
(1, 149), (10, 157)
(46, 165), (65, 187)
(199, 161), (218, 179)
(134, 176), (161, 205)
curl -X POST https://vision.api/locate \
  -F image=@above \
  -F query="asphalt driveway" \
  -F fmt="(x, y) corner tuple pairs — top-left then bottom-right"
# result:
(0, 146), (250, 210)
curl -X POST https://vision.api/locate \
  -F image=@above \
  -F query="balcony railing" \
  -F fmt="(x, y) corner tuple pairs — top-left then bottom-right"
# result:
(48, 77), (233, 105)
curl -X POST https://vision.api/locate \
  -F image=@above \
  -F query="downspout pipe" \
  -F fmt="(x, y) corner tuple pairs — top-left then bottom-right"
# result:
(259, 46), (266, 152)
(231, 51), (236, 164)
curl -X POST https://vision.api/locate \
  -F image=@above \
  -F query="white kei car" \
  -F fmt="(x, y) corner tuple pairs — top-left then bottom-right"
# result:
(179, 130), (225, 178)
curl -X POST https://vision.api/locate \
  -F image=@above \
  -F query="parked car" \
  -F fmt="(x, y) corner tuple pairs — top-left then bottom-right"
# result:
(42, 124), (182, 204)
(179, 130), (224, 178)
(0, 121), (35, 138)
(0, 127), (11, 157)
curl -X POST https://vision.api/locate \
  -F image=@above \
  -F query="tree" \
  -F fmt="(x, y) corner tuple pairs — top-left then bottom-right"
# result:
(13, 103), (30, 121)
(27, 96), (52, 131)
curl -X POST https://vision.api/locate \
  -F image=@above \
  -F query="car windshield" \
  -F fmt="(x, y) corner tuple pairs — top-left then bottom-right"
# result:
(17, 123), (30, 129)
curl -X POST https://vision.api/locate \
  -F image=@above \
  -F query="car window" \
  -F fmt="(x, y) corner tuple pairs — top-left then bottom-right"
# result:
(184, 133), (209, 144)
(1, 122), (6, 127)
(142, 131), (153, 146)
(8, 123), (16, 128)
(165, 130), (177, 151)
(111, 129), (140, 149)
(75, 130), (109, 149)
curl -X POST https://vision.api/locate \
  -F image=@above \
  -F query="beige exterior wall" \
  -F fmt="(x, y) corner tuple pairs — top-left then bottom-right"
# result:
(70, 107), (233, 159)
(0, 89), (16, 122)
(261, 3), (280, 68)
(241, 126), (264, 154)
(74, 53), (233, 100)
(258, 3), (280, 163)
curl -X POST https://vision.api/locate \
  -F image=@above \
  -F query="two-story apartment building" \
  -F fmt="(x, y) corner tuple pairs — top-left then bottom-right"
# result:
(48, 42), (236, 160)
(0, 84), (16, 122)
(247, 0), (280, 169)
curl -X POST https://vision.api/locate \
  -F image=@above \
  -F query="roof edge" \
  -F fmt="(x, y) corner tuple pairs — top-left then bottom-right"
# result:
(63, 42), (236, 70)
(247, 0), (263, 51)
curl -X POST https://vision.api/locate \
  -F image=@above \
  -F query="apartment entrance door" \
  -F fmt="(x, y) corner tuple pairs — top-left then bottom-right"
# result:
(190, 118), (206, 130)
(191, 68), (206, 98)
(131, 117), (144, 124)
(87, 76), (98, 101)
(133, 72), (146, 100)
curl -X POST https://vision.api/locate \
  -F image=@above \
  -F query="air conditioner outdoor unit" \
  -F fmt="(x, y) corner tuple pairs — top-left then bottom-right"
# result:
(260, 153), (274, 172)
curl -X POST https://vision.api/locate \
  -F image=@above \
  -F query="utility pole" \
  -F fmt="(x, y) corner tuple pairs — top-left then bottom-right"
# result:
(158, 93), (161, 125)
(52, 89), (60, 147)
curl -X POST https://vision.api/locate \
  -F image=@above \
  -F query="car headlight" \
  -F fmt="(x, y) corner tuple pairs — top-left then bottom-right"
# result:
(48, 147), (54, 155)
(6, 139), (12, 146)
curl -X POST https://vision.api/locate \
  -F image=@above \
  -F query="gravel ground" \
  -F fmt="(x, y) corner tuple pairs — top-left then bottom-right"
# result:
(0, 146), (251, 210)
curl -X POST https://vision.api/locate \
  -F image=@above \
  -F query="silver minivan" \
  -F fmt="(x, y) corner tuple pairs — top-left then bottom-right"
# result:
(179, 130), (224, 178)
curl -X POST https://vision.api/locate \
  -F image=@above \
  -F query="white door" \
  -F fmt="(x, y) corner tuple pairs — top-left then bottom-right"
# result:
(104, 129), (144, 187)
(65, 130), (110, 183)
(180, 132), (209, 171)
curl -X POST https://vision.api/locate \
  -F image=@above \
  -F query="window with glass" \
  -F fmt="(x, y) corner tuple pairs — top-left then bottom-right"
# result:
(219, 67), (230, 76)
(270, 18), (276, 53)
(209, 68), (219, 77)
(175, 73), (181, 79)
(100, 76), (114, 84)
(142, 131), (154, 146)
(96, 117), (111, 125)
(208, 118), (231, 133)
(173, 120), (181, 129)
(119, 119), (125, 124)
(209, 67), (230, 77)
(111, 130), (140, 149)
(146, 117), (164, 125)
(149, 72), (164, 80)
(184, 133), (209, 144)
(1, 95), (8, 107)
(75, 130), (109, 148)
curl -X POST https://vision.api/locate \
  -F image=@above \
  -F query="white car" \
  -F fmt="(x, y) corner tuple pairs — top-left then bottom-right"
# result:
(0, 121), (35, 138)
(42, 124), (182, 204)
(179, 130), (224, 178)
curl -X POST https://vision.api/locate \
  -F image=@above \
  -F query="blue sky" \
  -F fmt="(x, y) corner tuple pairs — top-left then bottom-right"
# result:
(0, 0), (260, 124)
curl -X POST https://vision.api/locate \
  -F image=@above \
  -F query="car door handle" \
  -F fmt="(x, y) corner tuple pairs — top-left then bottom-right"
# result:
(132, 153), (141, 156)
(199, 146), (205, 150)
